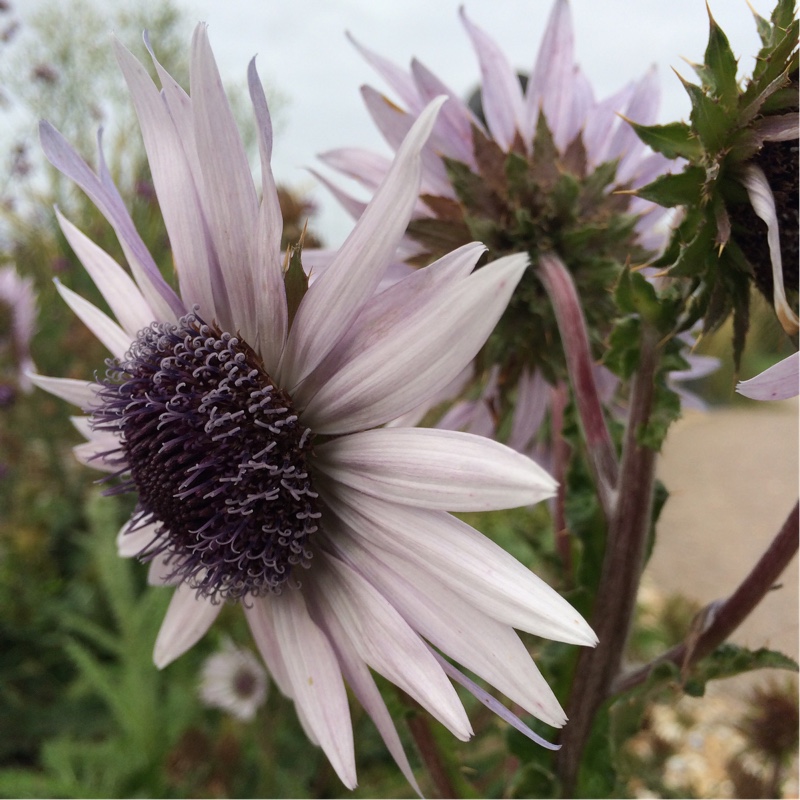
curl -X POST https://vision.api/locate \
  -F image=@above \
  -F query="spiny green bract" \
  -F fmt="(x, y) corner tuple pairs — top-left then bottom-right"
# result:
(408, 115), (651, 393)
(632, 0), (798, 367)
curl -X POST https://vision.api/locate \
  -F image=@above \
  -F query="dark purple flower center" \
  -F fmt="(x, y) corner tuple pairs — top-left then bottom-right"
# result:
(93, 311), (319, 601)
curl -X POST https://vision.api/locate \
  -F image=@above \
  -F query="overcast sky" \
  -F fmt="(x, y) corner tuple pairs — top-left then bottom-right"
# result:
(19, 0), (779, 245)
(183, 0), (775, 245)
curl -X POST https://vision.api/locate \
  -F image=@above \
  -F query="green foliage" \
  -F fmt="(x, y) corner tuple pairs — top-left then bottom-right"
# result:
(633, 0), (799, 365)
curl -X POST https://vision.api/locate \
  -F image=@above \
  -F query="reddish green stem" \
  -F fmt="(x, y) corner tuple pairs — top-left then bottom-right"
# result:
(611, 500), (799, 695)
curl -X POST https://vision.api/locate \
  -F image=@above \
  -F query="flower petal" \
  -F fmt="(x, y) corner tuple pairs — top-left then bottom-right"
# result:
(740, 164), (799, 335)
(190, 24), (260, 336)
(525, 0), (575, 148)
(301, 252), (527, 433)
(306, 587), (423, 796)
(335, 530), (567, 727)
(248, 56), (288, 372)
(324, 485), (596, 646)
(736, 352), (799, 401)
(315, 427), (556, 511)
(243, 596), (295, 699)
(460, 7), (523, 151)
(313, 552), (472, 741)
(280, 97), (445, 390)
(114, 37), (224, 326)
(39, 121), (182, 322)
(271, 588), (357, 789)
(56, 210), (154, 338)
(153, 583), (223, 668)
(116, 519), (159, 558)
(54, 280), (131, 360)
(28, 373), (96, 409)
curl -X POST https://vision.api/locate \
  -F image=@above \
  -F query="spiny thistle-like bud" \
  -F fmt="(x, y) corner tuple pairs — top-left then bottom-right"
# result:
(633, 0), (799, 365)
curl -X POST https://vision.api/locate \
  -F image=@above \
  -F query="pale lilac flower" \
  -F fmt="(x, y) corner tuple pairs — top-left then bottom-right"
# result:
(31, 24), (595, 791)
(315, 0), (673, 255)
(199, 639), (268, 721)
(736, 352), (799, 401)
(0, 264), (37, 392)
(313, 0), (685, 460)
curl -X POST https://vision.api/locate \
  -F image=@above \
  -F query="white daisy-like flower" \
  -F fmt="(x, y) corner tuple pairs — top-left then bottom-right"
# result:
(31, 24), (596, 790)
(199, 639), (268, 722)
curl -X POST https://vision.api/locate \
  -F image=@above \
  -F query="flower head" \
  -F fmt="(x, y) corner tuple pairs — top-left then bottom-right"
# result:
(315, 0), (679, 457)
(33, 23), (596, 790)
(199, 639), (268, 721)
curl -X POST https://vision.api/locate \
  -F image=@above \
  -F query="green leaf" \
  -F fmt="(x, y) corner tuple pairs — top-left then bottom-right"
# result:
(683, 644), (798, 697)
(704, 10), (740, 110)
(679, 75), (732, 154)
(630, 120), (703, 160)
(283, 242), (308, 331)
(635, 166), (705, 208)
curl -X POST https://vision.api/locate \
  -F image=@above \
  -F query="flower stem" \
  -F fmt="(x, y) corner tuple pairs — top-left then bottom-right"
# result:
(555, 323), (660, 796)
(551, 381), (573, 579)
(611, 500), (799, 695)
(399, 691), (464, 799)
(537, 253), (618, 519)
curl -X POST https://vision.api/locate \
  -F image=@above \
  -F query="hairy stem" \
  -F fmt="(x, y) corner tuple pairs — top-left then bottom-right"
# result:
(537, 252), (619, 519)
(555, 324), (660, 796)
(611, 500), (799, 695)
(551, 381), (573, 579)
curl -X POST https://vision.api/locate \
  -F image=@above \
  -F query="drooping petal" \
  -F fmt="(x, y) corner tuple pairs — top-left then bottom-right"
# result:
(28, 373), (96, 409)
(315, 427), (556, 510)
(39, 121), (183, 323)
(243, 596), (295, 699)
(306, 586), (423, 796)
(313, 552), (472, 741)
(116, 518), (159, 558)
(279, 97), (445, 390)
(740, 164), (799, 335)
(323, 485), (597, 646)
(736, 351), (799, 401)
(334, 529), (567, 727)
(56, 210), (154, 338)
(271, 588), (357, 789)
(54, 279), (131, 360)
(73, 433), (123, 472)
(460, 7), (524, 151)
(301, 252), (527, 433)
(153, 584), (223, 668)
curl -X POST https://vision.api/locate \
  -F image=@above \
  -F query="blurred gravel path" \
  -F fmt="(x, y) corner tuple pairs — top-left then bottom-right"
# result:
(646, 399), (798, 662)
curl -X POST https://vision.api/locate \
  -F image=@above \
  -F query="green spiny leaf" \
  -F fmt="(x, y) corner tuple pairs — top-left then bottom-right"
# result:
(680, 75), (732, 154)
(683, 644), (798, 697)
(704, 9), (740, 111)
(630, 120), (703, 160)
(635, 165), (705, 208)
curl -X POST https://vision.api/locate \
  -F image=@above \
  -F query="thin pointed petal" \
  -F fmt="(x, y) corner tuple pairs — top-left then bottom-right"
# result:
(56, 209), (154, 338)
(271, 589), (357, 789)
(54, 280), (131, 360)
(280, 97), (445, 389)
(153, 584), (222, 668)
